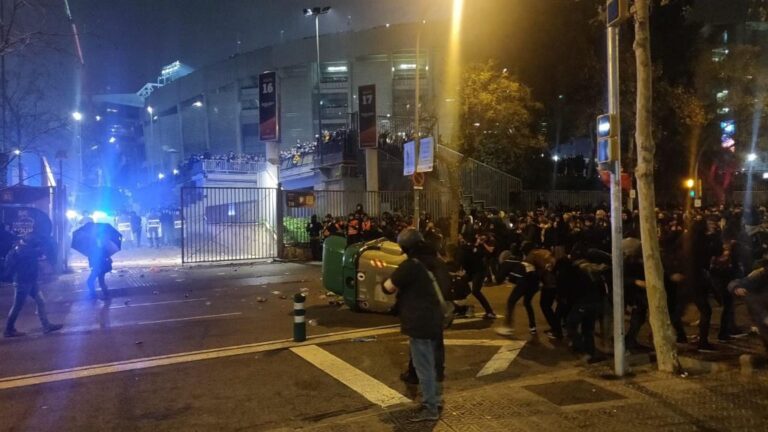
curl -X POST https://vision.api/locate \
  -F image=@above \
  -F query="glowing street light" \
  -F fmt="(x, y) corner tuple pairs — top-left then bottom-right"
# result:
(747, 152), (758, 162)
(12, 149), (20, 156)
(172, 168), (180, 175)
(192, 100), (203, 108)
(108, 137), (117, 144)
(158, 172), (165, 180)
(147, 106), (154, 114)
(684, 178), (695, 189)
(552, 155), (560, 162)
(71, 111), (83, 122)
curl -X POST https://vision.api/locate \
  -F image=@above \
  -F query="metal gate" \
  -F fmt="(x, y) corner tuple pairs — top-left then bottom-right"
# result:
(181, 187), (278, 263)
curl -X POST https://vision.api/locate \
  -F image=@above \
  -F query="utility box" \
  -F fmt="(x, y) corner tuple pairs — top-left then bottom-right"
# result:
(322, 237), (406, 312)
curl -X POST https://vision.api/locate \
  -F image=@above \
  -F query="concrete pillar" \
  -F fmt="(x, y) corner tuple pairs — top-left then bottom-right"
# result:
(365, 148), (380, 215)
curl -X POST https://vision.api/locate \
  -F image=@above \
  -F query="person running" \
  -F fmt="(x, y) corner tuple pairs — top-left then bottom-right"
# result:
(4, 234), (62, 337)
(495, 243), (540, 336)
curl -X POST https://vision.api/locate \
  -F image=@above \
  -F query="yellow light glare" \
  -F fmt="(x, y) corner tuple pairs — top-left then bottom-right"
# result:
(684, 179), (695, 189)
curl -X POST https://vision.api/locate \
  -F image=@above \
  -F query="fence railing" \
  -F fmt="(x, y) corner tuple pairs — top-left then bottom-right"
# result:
(197, 159), (267, 174)
(283, 190), (454, 245)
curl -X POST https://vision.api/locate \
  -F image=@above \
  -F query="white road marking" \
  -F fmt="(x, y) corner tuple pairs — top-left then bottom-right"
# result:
(290, 345), (410, 407)
(476, 341), (527, 377)
(0, 324), (403, 390)
(0, 319), (482, 391)
(137, 312), (242, 325)
(109, 298), (207, 309)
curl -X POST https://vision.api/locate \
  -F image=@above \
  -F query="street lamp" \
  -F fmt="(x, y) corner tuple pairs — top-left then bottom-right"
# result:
(303, 6), (331, 154)
(71, 111), (83, 122)
(747, 152), (758, 162)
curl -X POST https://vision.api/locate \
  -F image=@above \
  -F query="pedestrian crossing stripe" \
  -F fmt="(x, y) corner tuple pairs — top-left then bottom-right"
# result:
(290, 345), (410, 407)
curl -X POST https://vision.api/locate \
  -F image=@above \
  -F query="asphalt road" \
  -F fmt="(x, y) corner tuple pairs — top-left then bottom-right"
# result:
(0, 262), (587, 431)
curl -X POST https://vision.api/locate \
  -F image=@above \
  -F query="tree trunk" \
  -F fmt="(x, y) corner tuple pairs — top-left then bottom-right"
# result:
(633, 0), (682, 373)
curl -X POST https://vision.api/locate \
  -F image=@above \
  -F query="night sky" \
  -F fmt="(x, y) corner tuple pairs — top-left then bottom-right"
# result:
(71, 0), (451, 93)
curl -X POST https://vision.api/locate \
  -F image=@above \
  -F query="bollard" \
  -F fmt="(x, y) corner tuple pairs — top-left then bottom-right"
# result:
(293, 293), (306, 342)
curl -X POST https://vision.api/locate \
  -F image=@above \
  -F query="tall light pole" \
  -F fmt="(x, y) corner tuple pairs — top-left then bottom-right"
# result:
(304, 6), (331, 160)
(72, 111), (83, 193)
(13, 149), (21, 185)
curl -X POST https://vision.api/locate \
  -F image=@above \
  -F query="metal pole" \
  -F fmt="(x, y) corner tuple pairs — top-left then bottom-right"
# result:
(17, 153), (22, 185)
(413, 31), (421, 230)
(315, 15), (323, 150)
(608, 24), (625, 376)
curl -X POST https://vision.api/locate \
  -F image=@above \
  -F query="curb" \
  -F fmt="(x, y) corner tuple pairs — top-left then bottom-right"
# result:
(624, 351), (767, 374)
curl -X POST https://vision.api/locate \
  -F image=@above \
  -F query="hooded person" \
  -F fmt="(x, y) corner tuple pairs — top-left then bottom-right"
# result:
(383, 228), (449, 422)
(4, 233), (63, 337)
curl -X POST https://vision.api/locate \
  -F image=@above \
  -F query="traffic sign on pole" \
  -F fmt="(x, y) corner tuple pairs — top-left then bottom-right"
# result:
(607, 0), (628, 27)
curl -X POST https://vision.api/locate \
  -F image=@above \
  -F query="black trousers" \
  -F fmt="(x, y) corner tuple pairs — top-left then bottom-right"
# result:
(539, 288), (562, 336)
(309, 238), (322, 261)
(566, 302), (597, 356)
(506, 282), (537, 328)
(690, 271), (714, 344)
(745, 291), (768, 351)
(471, 272), (494, 315)
(665, 278), (688, 340)
(711, 270), (738, 338)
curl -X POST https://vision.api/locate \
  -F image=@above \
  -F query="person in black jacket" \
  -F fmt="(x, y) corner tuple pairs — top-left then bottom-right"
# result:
(4, 234), (62, 337)
(495, 244), (540, 336)
(384, 228), (448, 422)
(305, 214), (323, 261)
(728, 260), (768, 352)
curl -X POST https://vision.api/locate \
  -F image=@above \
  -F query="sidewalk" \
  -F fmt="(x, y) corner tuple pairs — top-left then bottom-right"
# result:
(295, 363), (768, 432)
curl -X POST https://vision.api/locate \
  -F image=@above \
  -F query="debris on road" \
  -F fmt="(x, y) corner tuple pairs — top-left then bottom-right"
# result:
(256, 297), (267, 303)
(299, 287), (310, 293)
(135, 341), (143, 345)
(307, 319), (319, 326)
(351, 336), (377, 343)
(279, 295), (288, 300)
(271, 290), (282, 295)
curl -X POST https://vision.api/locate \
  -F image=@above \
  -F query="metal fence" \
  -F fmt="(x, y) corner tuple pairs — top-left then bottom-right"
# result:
(283, 190), (454, 245)
(181, 187), (278, 263)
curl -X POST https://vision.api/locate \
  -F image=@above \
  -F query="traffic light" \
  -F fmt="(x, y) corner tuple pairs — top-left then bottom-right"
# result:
(596, 114), (619, 164)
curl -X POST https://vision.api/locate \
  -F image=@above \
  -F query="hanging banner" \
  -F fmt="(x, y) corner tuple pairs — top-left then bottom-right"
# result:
(403, 137), (434, 176)
(417, 136), (434, 173)
(403, 141), (415, 176)
(358, 85), (377, 148)
(259, 71), (279, 141)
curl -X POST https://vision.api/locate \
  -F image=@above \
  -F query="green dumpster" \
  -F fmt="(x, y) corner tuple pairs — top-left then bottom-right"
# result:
(322, 237), (406, 312)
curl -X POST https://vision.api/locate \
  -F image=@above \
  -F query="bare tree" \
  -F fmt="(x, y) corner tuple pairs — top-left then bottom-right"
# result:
(633, 0), (682, 373)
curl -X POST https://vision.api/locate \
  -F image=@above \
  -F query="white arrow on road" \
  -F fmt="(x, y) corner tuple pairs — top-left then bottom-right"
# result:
(442, 339), (527, 377)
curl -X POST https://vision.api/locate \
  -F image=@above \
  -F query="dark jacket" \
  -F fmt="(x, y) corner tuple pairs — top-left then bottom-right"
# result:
(389, 245), (447, 340)
(4, 241), (41, 284)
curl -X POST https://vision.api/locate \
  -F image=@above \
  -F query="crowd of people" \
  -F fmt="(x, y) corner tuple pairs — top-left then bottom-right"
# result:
(280, 140), (317, 161)
(370, 202), (768, 421)
(176, 152), (266, 175)
(309, 202), (768, 362)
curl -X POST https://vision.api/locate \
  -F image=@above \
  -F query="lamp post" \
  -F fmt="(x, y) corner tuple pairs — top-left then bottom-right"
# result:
(12, 148), (21, 185)
(303, 6), (331, 159)
(72, 111), (83, 192)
